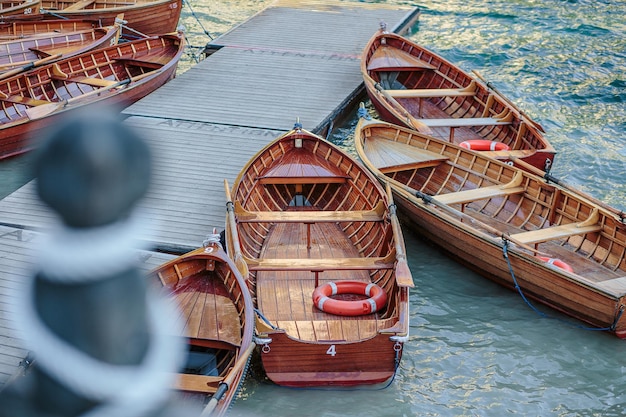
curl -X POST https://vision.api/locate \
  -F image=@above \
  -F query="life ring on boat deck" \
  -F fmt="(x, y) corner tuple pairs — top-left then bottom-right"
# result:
(459, 140), (511, 151)
(537, 256), (574, 273)
(312, 281), (387, 317)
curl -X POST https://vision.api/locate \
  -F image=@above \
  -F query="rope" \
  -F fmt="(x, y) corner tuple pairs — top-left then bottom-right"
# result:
(39, 8), (70, 19)
(182, 0), (214, 40)
(254, 308), (277, 330)
(501, 239), (624, 332)
(203, 231), (223, 249)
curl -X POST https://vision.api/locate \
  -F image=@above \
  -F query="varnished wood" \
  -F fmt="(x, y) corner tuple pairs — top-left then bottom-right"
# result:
(224, 126), (413, 387)
(0, 32), (184, 160)
(33, 0), (182, 36)
(147, 243), (255, 416)
(362, 28), (556, 170)
(355, 117), (626, 338)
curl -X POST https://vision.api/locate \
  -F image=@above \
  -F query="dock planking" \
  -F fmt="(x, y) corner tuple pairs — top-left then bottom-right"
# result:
(0, 1), (418, 388)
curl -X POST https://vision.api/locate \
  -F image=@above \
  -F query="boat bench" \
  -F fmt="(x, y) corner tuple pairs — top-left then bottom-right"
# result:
(434, 184), (525, 205)
(246, 256), (394, 272)
(0, 91), (51, 107)
(434, 171), (524, 205)
(433, 171), (526, 204)
(248, 255), (395, 286)
(386, 80), (477, 98)
(174, 374), (222, 394)
(418, 115), (512, 128)
(115, 57), (164, 70)
(61, 0), (95, 11)
(49, 63), (119, 87)
(510, 208), (601, 245)
(234, 200), (385, 223)
(417, 111), (513, 141)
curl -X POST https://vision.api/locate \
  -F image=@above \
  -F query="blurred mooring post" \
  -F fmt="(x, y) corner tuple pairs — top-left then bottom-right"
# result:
(0, 110), (197, 417)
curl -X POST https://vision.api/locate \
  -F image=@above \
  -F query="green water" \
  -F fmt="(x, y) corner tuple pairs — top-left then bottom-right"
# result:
(2, 1), (625, 416)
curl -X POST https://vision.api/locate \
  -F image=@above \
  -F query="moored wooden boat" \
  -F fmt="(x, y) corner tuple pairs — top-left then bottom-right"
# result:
(147, 235), (255, 416)
(38, 0), (182, 37)
(0, 0), (40, 17)
(0, 31), (184, 160)
(0, 23), (121, 77)
(224, 122), (414, 387)
(0, 17), (103, 41)
(361, 23), (556, 171)
(354, 115), (626, 338)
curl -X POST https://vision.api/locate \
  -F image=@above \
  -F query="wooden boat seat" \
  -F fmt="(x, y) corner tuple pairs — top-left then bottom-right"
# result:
(434, 172), (525, 205)
(49, 63), (118, 87)
(245, 254), (395, 272)
(0, 91), (51, 107)
(385, 80), (477, 98)
(234, 200), (385, 223)
(366, 44), (436, 72)
(61, 0), (95, 11)
(115, 57), (164, 70)
(510, 208), (602, 245)
(365, 138), (449, 173)
(418, 115), (513, 128)
(71, 77), (118, 87)
(174, 374), (222, 394)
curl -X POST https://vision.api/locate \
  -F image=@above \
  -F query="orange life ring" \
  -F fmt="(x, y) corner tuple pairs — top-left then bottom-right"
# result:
(459, 140), (511, 151)
(312, 281), (387, 316)
(537, 256), (574, 273)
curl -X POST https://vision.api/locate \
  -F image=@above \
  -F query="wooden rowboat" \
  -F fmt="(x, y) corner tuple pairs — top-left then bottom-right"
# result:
(38, 0), (182, 38)
(0, 18), (104, 41)
(0, 23), (121, 77)
(354, 115), (626, 339)
(0, 0), (40, 17)
(361, 23), (556, 171)
(224, 122), (414, 387)
(0, 31), (184, 160)
(147, 235), (255, 416)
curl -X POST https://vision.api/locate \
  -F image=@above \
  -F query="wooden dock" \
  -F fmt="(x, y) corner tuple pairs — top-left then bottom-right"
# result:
(0, 1), (418, 389)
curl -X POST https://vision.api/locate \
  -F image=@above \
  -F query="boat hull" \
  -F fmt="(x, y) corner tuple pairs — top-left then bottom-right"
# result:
(393, 190), (626, 337)
(258, 331), (402, 387)
(362, 29), (556, 171)
(31, 0), (182, 37)
(148, 244), (255, 417)
(0, 33), (184, 160)
(225, 126), (413, 386)
(354, 117), (626, 339)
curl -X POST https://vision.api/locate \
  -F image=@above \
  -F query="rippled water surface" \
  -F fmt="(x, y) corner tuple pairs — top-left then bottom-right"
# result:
(2, 1), (625, 416)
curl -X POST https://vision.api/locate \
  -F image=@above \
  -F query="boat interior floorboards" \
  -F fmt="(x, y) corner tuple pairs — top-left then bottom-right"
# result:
(467, 207), (620, 283)
(256, 222), (381, 343)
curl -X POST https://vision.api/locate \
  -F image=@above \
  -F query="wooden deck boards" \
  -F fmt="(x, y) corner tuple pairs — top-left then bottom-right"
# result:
(0, 1), (417, 389)
(256, 222), (377, 342)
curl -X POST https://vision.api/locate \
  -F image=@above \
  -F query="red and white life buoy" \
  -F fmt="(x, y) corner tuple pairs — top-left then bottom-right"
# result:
(459, 140), (511, 151)
(312, 281), (387, 316)
(537, 256), (574, 273)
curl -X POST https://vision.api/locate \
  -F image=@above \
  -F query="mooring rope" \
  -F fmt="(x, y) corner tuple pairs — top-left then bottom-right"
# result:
(501, 238), (624, 332)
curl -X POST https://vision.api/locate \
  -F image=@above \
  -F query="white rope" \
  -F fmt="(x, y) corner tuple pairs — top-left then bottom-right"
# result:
(12, 278), (185, 417)
(202, 231), (222, 249)
(38, 214), (147, 283)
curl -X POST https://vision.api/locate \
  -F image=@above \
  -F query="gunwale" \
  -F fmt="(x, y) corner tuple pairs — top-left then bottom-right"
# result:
(0, 18), (102, 40)
(354, 116), (626, 338)
(0, 0), (41, 16)
(361, 27), (556, 171)
(0, 24), (120, 74)
(147, 242), (255, 416)
(0, 31), (184, 160)
(225, 125), (413, 387)
(37, 0), (182, 36)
